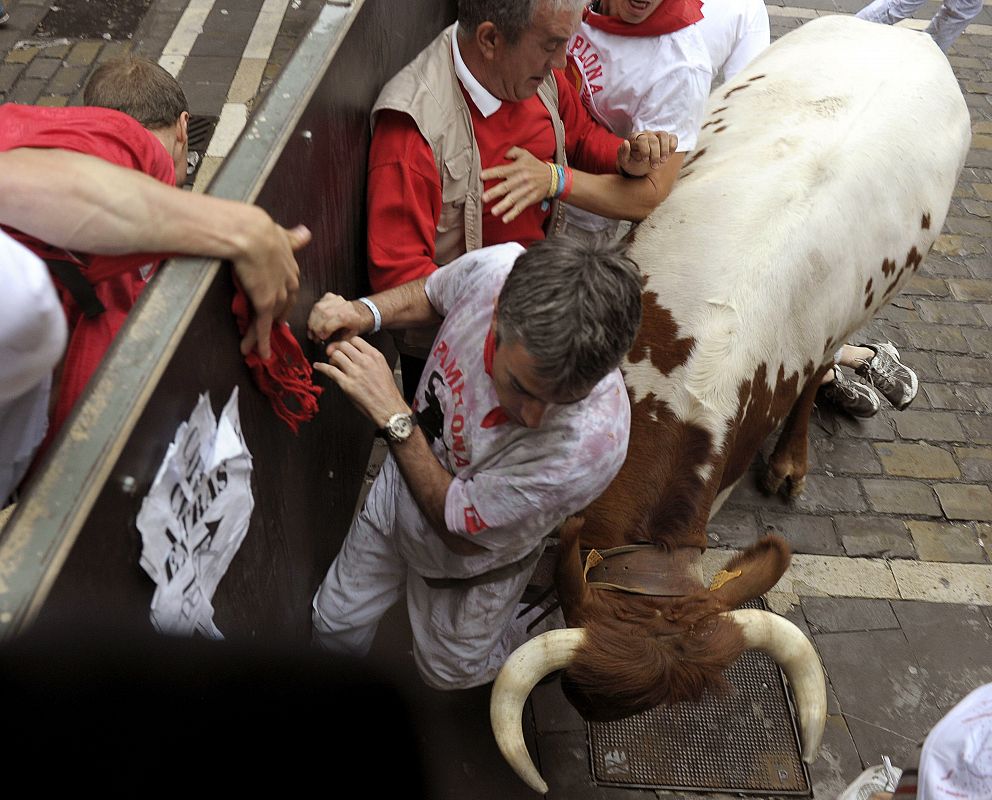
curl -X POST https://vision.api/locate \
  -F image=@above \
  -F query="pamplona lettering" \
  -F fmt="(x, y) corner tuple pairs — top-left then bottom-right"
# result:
(431, 339), (471, 468)
(569, 36), (604, 98)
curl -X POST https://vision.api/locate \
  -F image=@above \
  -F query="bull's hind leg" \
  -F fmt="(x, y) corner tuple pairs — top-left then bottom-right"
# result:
(762, 365), (832, 497)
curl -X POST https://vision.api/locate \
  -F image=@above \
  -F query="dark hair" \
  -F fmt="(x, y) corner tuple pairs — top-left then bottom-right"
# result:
(84, 56), (188, 129)
(457, 0), (584, 44)
(496, 235), (643, 398)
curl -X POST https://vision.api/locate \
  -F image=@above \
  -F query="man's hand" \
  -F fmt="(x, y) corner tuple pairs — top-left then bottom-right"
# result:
(307, 293), (374, 350)
(616, 130), (678, 177)
(312, 336), (407, 427)
(480, 147), (552, 224)
(235, 219), (311, 359)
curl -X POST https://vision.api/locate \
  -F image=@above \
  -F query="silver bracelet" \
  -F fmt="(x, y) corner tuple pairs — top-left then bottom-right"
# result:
(357, 296), (382, 334)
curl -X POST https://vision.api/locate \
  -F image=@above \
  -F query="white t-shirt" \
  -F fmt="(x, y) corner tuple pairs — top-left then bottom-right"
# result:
(918, 683), (992, 800)
(567, 20), (711, 146)
(0, 230), (67, 501)
(565, 20), (710, 231)
(388, 242), (631, 579)
(695, 0), (770, 81)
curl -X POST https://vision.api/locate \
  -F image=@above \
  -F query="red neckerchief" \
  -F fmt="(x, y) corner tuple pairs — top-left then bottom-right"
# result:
(582, 0), (703, 36)
(481, 327), (509, 428)
(232, 285), (323, 434)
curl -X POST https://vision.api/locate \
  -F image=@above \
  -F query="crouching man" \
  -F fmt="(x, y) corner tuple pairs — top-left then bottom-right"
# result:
(307, 236), (641, 689)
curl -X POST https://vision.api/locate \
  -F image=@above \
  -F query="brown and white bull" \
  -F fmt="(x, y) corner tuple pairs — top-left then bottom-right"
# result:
(490, 15), (971, 794)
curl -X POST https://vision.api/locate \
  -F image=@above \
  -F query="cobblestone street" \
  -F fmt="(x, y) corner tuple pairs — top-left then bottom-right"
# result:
(1, 1), (990, 797)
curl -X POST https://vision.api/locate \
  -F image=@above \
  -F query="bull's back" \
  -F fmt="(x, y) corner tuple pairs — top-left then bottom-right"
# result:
(626, 16), (968, 429)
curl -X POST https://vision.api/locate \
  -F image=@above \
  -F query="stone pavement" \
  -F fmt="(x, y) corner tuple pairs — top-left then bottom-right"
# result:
(0, 0), (326, 188)
(1, 1), (991, 798)
(700, 2), (992, 797)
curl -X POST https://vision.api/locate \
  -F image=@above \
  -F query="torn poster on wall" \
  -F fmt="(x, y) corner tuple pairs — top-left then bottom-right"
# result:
(136, 388), (253, 639)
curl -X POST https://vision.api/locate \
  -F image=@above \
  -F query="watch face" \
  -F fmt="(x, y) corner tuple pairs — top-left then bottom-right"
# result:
(388, 414), (414, 441)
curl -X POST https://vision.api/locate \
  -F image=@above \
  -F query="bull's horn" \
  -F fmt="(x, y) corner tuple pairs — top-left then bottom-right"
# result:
(490, 628), (587, 794)
(724, 608), (827, 763)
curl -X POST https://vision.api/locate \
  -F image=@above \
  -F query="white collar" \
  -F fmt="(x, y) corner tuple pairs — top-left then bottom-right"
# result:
(451, 23), (502, 118)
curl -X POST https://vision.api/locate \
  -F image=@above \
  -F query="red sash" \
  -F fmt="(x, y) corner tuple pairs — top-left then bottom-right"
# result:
(583, 0), (704, 37)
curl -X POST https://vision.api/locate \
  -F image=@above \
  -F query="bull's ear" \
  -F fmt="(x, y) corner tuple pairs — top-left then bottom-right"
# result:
(708, 534), (791, 609)
(665, 535), (791, 627)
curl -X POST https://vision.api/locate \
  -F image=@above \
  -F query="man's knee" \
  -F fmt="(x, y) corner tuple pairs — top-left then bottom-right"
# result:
(954, 0), (983, 18)
(412, 644), (500, 690)
(311, 587), (377, 656)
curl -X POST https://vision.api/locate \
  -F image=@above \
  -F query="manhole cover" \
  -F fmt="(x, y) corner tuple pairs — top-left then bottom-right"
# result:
(588, 598), (812, 795)
(35, 0), (152, 40)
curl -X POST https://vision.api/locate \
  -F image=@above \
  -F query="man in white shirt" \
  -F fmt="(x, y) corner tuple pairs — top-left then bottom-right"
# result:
(564, 0), (711, 235)
(696, 0), (770, 82)
(307, 235), (641, 689)
(0, 231), (67, 504)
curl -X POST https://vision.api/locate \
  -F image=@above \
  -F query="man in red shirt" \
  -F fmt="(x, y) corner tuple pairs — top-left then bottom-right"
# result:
(0, 57), (191, 454)
(367, 0), (675, 395)
(0, 148), (309, 506)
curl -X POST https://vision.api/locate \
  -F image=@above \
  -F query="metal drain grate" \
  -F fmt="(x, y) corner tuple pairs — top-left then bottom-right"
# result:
(34, 0), (152, 40)
(185, 115), (218, 184)
(588, 599), (811, 795)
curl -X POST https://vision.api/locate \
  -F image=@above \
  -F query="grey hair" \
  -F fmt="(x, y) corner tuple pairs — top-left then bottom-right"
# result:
(458, 0), (585, 43)
(496, 236), (643, 399)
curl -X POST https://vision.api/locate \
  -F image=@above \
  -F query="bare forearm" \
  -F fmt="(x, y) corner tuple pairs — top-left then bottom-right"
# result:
(390, 432), (485, 556)
(566, 154), (684, 222)
(1, 148), (264, 259)
(369, 279), (443, 330)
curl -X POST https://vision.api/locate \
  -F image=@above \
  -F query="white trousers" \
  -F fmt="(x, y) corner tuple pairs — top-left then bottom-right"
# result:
(856, 0), (983, 51)
(312, 457), (545, 690)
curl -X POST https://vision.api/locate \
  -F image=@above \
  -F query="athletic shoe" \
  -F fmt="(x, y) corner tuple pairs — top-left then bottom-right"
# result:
(820, 367), (881, 418)
(855, 342), (919, 411)
(838, 757), (902, 800)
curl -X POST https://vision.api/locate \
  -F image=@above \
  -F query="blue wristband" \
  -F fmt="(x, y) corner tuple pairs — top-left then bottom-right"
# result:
(554, 164), (567, 198)
(357, 296), (382, 334)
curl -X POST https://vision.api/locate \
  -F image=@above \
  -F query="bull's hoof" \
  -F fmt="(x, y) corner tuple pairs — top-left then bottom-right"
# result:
(786, 475), (807, 497)
(760, 468), (807, 498)
(760, 468), (786, 496)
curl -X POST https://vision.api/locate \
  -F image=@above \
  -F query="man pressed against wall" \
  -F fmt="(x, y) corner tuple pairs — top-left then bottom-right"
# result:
(308, 236), (641, 689)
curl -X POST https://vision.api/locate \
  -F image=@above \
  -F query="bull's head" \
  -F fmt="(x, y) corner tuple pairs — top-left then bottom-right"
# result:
(490, 523), (826, 794)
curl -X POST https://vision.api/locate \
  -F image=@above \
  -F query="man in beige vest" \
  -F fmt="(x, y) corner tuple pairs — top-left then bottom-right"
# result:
(365, 0), (676, 396)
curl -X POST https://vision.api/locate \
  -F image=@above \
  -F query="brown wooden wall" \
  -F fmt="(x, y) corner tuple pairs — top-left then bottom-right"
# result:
(27, 0), (456, 644)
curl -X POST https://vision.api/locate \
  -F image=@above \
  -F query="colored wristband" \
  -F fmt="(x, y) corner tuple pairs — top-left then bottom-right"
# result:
(546, 161), (559, 200)
(357, 296), (382, 334)
(558, 165), (574, 201)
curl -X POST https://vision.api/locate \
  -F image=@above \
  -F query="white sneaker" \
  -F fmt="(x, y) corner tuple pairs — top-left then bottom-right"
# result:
(838, 757), (902, 800)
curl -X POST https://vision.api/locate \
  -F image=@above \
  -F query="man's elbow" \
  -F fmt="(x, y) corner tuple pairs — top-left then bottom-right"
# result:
(628, 176), (676, 221)
(627, 195), (661, 222)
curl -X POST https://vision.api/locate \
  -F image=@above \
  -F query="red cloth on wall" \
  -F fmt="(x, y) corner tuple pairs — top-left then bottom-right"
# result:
(231, 287), (323, 435)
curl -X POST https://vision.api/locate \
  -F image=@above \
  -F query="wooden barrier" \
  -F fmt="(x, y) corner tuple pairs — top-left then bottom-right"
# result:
(0, 0), (456, 644)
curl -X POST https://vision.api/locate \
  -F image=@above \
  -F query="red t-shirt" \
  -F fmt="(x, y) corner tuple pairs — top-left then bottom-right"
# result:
(0, 103), (176, 451)
(0, 103), (176, 280)
(367, 69), (621, 292)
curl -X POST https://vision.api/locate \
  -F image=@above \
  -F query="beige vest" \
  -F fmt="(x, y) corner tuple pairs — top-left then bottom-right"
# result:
(372, 24), (567, 356)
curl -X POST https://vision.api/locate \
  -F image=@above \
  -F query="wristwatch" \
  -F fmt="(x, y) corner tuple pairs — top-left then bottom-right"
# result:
(380, 411), (417, 444)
